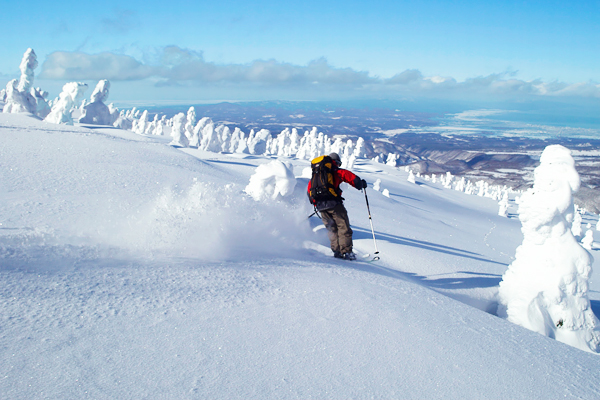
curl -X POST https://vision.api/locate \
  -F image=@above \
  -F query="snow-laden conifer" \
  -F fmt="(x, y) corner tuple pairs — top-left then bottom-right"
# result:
(498, 190), (509, 217)
(244, 160), (296, 201)
(169, 113), (189, 147)
(498, 144), (600, 353)
(582, 230), (594, 251)
(78, 80), (113, 125)
(44, 82), (88, 125)
(3, 49), (40, 115)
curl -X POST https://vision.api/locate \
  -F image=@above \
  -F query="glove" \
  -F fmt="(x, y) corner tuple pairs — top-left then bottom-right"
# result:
(361, 179), (367, 189)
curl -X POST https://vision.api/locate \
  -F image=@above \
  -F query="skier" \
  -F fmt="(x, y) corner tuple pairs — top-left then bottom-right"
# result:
(307, 152), (367, 260)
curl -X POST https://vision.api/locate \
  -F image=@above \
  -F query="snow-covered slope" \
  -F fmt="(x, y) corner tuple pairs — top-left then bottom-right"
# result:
(1, 113), (599, 399)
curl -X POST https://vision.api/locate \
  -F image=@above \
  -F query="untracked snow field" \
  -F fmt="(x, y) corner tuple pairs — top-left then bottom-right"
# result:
(1, 113), (600, 399)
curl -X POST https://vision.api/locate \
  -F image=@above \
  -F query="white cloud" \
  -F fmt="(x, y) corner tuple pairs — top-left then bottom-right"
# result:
(40, 46), (374, 88)
(385, 69), (600, 98)
(38, 47), (600, 99)
(40, 51), (154, 80)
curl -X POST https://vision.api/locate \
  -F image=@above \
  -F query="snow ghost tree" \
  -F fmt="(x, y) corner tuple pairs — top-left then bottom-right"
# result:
(78, 80), (113, 125)
(169, 113), (189, 147)
(498, 145), (600, 353)
(498, 191), (509, 217)
(245, 160), (296, 202)
(44, 82), (88, 125)
(2, 79), (35, 114)
(18, 48), (37, 92)
(3, 48), (42, 115)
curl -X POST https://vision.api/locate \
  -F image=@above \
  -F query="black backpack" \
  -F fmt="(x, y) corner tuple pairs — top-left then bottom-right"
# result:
(309, 155), (341, 204)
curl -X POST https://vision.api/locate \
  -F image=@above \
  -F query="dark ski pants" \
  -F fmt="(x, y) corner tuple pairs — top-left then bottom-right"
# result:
(320, 202), (353, 254)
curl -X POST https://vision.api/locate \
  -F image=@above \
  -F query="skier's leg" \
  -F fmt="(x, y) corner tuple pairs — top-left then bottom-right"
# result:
(332, 203), (353, 254)
(320, 209), (341, 254)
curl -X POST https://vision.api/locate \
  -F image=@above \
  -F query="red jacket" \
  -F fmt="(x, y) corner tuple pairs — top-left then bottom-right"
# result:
(307, 161), (362, 208)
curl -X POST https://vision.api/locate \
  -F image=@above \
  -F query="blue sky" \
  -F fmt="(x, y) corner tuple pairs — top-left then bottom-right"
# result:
(1, 0), (599, 106)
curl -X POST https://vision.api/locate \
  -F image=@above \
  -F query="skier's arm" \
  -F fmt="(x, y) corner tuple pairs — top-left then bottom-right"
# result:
(338, 169), (367, 190)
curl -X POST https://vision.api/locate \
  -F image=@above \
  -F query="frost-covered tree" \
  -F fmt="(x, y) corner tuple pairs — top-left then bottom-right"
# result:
(244, 160), (296, 202)
(32, 87), (51, 118)
(582, 230), (594, 251)
(169, 113), (189, 147)
(154, 115), (167, 136)
(18, 48), (37, 92)
(220, 125), (232, 153)
(498, 145), (600, 353)
(113, 110), (133, 130)
(201, 122), (222, 152)
(407, 170), (416, 184)
(132, 110), (149, 134)
(78, 80), (113, 125)
(353, 137), (366, 159)
(248, 129), (271, 155)
(443, 172), (453, 189)
(3, 49), (48, 116)
(386, 153), (399, 166)
(3, 79), (35, 114)
(454, 176), (466, 192)
(498, 191), (509, 217)
(44, 82), (88, 125)
(289, 128), (300, 156)
(185, 107), (196, 140)
(190, 117), (211, 148)
(572, 207), (583, 238)
(229, 127), (244, 153)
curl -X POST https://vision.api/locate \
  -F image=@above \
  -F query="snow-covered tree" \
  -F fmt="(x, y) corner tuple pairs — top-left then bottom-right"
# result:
(582, 230), (594, 251)
(201, 122), (222, 152)
(113, 110), (133, 130)
(3, 49), (48, 116)
(248, 129), (271, 155)
(32, 87), (51, 118)
(373, 178), (382, 191)
(44, 82), (88, 125)
(220, 125), (232, 153)
(386, 153), (399, 166)
(169, 113), (189, 147)
(353, 137), (366, 159)
(185, 107), (196, 140)
(498, 144), (600, 353)
(407, 170), (416, 184)
(3, 79), (35, 114)
(17, 48), (37, 93)
(190, 117), (211, 148)
(132, 110), (149, 134)
(572, 207), (583, 238)
(498, 191), (509, 217)
(229, 127), (244, 153)
(244, 160), (296, 202)
(78, 80), (113, 125)
(454, 177), (466, 192)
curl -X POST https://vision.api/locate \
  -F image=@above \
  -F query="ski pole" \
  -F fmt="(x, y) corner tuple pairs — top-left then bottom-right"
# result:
(363, 188), (380, 260)
(307, 206), (321, 220)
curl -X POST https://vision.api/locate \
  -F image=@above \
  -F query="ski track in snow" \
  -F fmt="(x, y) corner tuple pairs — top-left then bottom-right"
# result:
(1, 113), (600, 399)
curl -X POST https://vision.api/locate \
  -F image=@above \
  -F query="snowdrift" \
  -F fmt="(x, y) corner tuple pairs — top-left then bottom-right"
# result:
(1, 113), (600, 399)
